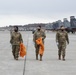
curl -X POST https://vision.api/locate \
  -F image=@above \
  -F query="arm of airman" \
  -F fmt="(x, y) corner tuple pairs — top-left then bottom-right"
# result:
(42, 31), (46, 40)
(20, 33), (23, 43)
(10, 35), (13, 44)
(33, 32), (36, 42)
(66, 32), (69, 44)
(56, 32), (59, 43)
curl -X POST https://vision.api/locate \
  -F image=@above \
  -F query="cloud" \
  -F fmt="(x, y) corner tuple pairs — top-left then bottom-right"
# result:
(0, 0), (76, 27)
(0, 0), (76, 14)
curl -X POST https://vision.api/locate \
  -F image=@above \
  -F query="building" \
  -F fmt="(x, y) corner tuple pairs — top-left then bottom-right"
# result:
(52, 20), (63, 29)
(45, 23), (53, 30)
(70, 16), (76, 28)
(63, 18), (70, 28)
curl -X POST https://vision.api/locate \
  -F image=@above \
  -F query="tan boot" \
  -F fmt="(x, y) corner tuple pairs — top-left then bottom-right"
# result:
(40, 54), (42, 61)
(62, 56), (65, 61)
(36, 54), (38, 60)
(15, 58), (18, 60)
(58, 55), (61, 60)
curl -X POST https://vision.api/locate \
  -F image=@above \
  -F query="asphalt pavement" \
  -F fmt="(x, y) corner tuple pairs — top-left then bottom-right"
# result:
(0, 31), (76, 75)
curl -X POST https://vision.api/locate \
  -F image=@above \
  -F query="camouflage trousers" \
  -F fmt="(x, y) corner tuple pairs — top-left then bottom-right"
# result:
(58, 42), (66, 57)
(12, 45), (20, 59)
(35, 40), (44, 55)
(35, 44), (40, 55)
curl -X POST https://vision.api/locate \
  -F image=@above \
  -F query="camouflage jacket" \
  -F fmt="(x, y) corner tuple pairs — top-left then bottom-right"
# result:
(56, 30), (69, 43)
(10, 31), (23, 45)
(33, 30), (46, 43)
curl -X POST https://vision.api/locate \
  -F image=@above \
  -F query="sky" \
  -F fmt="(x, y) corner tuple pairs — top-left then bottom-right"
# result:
(0, 0), (76, 27)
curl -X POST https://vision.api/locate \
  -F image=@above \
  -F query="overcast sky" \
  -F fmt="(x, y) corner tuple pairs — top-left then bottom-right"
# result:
(0, 0), (76, 27)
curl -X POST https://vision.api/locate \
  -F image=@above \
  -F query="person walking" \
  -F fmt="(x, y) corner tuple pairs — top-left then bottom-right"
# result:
(56, 26), (69, 61)
(10, 26), (23, 60)
(33, 25), (46, 61)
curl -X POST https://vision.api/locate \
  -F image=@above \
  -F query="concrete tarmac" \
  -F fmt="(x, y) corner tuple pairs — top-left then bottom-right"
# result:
(0, 31), (76, 75)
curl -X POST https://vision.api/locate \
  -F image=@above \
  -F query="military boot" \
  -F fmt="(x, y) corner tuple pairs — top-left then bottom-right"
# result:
(58, 55), (61, 60)
(62, 56), (65, 61)
(15, 58), (18, 60)
(36, 54), (38, 60)
(40, 54), (42, 61)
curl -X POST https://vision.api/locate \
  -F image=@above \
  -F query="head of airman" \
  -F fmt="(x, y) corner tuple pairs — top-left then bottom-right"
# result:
(14, 26), (18, 32)
(60, 26), (65, 31)
(37, 25), (41, 31)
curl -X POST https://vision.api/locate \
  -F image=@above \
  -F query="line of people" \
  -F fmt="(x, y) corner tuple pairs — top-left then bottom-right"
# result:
(10, 25), (69, 61)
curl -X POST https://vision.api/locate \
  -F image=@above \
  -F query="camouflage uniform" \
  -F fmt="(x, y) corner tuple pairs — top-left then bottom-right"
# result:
(10, 31), (23, 59)
(56, 30), (69, 60)
(33, 29), (46, 61)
